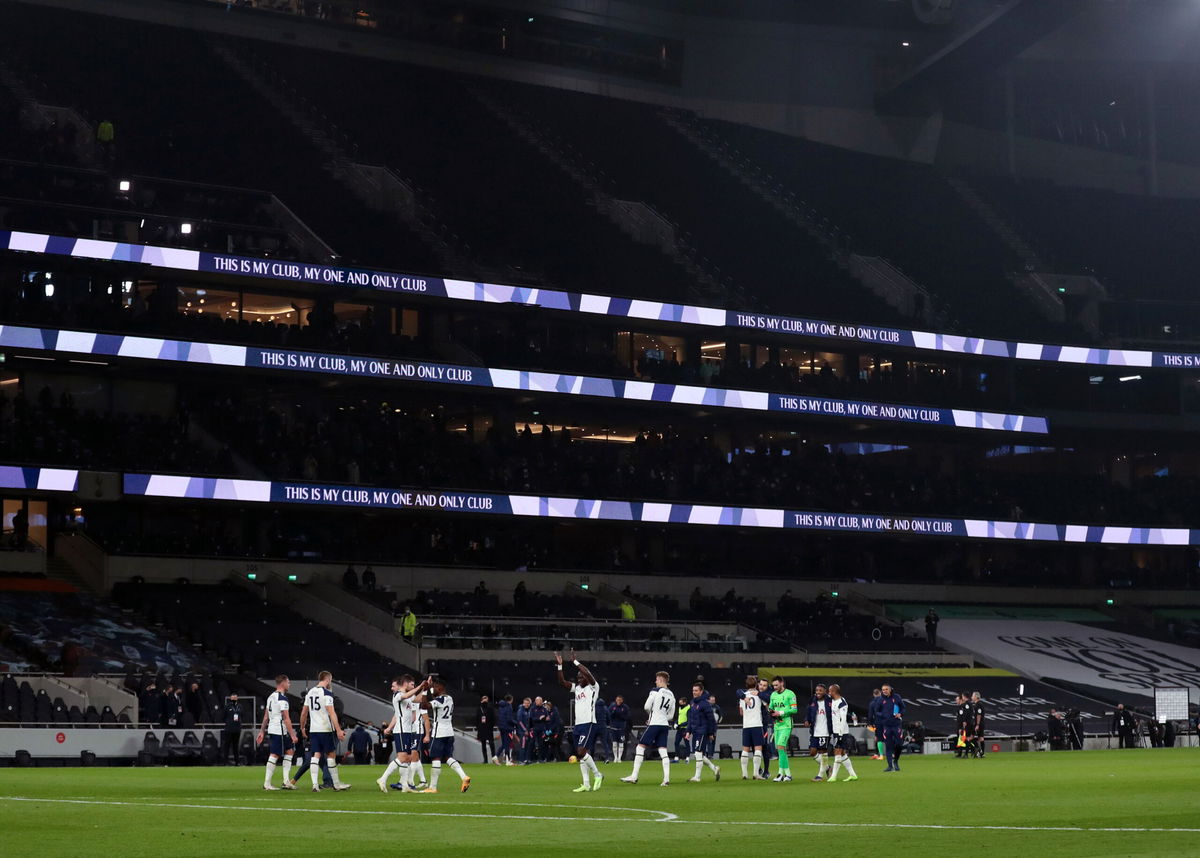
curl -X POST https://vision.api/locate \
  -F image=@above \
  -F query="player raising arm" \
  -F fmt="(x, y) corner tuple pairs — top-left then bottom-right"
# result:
(421, 676), (471, 793)
(256, 674), (298, 790)
(377, 675), (430, 793)
(620, 671), (675, 786)
(736, 674), (766, 780)
(555, 651), (604, 793)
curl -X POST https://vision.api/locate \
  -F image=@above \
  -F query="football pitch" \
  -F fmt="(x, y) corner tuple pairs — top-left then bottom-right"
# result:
(2, 749), (1197, 857)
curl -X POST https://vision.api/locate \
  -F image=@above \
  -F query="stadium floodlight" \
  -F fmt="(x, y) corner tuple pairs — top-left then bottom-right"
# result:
(1106, 598), (1115, 605)
(44, 283), (54, 297)
(118, 179), (131, 192)
(287, 574), (298, 582)
(180, 222), (193, 235)
(246, 573), (257, 581)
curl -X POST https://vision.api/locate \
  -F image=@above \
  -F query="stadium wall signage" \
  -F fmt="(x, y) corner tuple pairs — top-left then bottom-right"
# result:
(0, 324), (1049, 434)
(120, 472), (1198, 546)
(936, 620), (1200, 697)
(3, 229), (1195, 369)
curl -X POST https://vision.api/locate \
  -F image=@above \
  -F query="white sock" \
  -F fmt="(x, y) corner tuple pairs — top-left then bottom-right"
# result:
(448, 758), (467, 780)
(430, 761), (442, 790)
(328, 761), (342, 786)
(830, 757), (842, 780)
(753, 749), (763, 774)
(631, 747), (645, 779)
(659, 748), (670, 782)
(282, 754), (292, 781)
(815, 753), (826, 776)
(264, 758), (277, 786)
(396, 762), (408, 785)
(694, 755), (703, 778)
(403, 761), (414, 787)
(382, 759), (399, 781)
(309, 755), (320, 787)
(841, 755), (856, 777)
(579, 759), (591, 788)
(706, 754), (719, 773)
(739, 752), (749, 778)
(582, 753), (600, 777)
(413, 760), (426, 783)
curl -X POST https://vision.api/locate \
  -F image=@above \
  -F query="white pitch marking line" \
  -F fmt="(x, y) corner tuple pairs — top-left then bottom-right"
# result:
(4, 798), (1198, 833)
(0, 797), (670, 824)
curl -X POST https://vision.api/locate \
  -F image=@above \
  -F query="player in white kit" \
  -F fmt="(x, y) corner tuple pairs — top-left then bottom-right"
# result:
(422, 677), (471, 793)
(256, 674), (297, 790)
(806, 683), (833, 781)
(620, 670), (675, 787)
(377, 674), (431, 793)
(303, 671), (350, 792)
(554, 650), (603, 793)
(827, 684), (859, 782)
(737, 674), (766, 780)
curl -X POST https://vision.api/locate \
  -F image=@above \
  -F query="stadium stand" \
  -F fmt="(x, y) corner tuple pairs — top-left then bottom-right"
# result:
(2, 1), (1200, 779)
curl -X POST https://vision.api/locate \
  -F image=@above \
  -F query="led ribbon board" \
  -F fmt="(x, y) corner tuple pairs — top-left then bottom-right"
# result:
(3, 229), (1194, 368)
(0, 324), (1049, 433)
(120, 472), (1198, 546)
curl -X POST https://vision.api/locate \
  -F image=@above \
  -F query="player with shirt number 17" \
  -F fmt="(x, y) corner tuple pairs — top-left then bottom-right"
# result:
(555, 650), (604, 793)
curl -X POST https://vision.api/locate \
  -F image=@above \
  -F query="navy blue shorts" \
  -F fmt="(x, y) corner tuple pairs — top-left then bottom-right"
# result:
(268, 733), (294, 757)
(809, 735), (829, 751)
(309, 732), (336, 755)
(398, 732), (419, 753)
(574, 722), (597, 751)
(689, 734), (709, 755)
(741, 727), (764, 748)
(640, 725), (668, 748)
(429, 736), (455, 761)
(833, 734), (854, 752)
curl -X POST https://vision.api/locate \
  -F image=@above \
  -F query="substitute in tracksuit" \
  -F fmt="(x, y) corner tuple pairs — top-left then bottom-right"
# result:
(685, 682), (720, 781)
(496, 694), (516, 765)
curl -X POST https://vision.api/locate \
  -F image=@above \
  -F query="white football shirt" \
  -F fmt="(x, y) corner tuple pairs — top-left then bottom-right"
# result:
(266, 692), (289, 735)
(740, 690), (764, 729)
(644, 687), (675, 726)
(305, 685), (335, 733)
(812, 699), (831, 738)
(391, 691), (404, 725)
(401, 694), (423, 733)
(429, 694), (455, 738)
(571, 682), (599, 725)
(831, 698), (851, 734)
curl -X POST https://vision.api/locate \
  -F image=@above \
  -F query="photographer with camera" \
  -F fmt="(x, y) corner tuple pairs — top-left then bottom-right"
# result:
(1047, 708), (1066, 750)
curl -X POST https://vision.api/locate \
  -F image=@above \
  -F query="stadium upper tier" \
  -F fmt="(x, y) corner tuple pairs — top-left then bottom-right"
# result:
(4, 229), (1198, 373)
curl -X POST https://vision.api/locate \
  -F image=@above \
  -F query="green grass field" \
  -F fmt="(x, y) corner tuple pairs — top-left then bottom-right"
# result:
(2, 750), (1197, 856)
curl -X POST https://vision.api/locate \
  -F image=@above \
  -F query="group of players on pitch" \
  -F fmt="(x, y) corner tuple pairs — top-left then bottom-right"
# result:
(252, 655), (911, 793)
(253, 671), (472, 794)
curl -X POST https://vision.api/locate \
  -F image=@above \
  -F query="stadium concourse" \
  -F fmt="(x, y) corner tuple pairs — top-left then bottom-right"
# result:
(4, 0), (1200, 854)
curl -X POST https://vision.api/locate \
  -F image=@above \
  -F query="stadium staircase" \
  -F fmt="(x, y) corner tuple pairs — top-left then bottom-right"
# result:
(206, 39), (476, 278)
(240, 572), (421, 677)
(468, 86), (734, 306)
